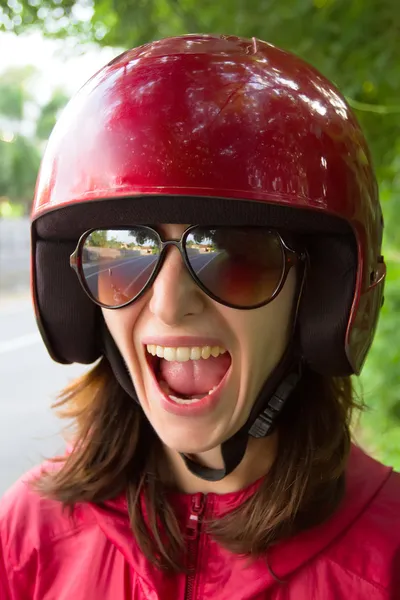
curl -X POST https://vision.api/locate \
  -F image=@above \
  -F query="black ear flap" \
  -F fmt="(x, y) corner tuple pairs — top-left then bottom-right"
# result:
(299, 234), (357, 376)
(35, 239), (101, 364)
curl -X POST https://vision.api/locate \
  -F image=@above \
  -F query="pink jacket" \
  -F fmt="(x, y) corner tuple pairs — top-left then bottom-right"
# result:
(1, 445), (399, 599)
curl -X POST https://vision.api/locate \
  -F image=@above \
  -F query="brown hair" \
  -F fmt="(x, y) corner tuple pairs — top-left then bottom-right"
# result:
(34, 357), (362, 572)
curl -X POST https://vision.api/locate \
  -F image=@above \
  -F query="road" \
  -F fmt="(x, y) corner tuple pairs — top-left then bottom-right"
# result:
(0, 294), (88, 496)
(83, 250), (221, 302)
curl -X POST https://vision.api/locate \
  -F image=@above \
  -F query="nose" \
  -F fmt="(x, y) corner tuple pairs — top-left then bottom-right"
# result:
(148, 246), (205, 326)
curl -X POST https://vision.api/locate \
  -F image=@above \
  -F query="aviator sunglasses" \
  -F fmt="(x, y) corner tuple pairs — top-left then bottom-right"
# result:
(70, 225), (306, 310)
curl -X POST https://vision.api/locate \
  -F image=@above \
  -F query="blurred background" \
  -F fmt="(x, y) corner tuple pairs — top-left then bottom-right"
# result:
(0, 0), (399, 494)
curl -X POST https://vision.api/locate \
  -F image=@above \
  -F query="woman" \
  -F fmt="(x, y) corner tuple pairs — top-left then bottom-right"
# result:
(1, 34), (399, 599)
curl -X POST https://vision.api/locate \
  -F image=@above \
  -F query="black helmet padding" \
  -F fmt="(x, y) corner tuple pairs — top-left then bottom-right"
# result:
(35, 239), (101, 364)
(32, 196), (356, 375)
(299, 234), (356, 376)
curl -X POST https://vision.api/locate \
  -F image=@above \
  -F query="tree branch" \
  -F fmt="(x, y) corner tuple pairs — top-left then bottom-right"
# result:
(346, 98), (400, 115)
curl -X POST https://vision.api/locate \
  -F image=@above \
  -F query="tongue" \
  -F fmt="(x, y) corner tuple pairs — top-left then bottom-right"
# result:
(159, 354), (231, 396)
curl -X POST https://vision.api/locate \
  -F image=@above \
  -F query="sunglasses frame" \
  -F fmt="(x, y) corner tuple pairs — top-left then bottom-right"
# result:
(70, 225), (306, 311)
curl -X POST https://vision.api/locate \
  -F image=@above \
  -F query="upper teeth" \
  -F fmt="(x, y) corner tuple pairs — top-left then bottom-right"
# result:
(146, 345), (227, 362)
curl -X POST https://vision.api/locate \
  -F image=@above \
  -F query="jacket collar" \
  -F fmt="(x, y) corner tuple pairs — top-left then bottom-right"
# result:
(87, 444), (392, 579)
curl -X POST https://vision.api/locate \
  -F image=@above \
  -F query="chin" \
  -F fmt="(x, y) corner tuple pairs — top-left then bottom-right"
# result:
(156, 428), (223, 455)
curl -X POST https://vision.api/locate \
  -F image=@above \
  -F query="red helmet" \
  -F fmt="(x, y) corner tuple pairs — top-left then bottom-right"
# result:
(31, 34), (385, 376)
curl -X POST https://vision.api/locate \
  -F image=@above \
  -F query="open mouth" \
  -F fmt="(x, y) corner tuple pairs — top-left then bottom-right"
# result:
(145, 344), (232, 405)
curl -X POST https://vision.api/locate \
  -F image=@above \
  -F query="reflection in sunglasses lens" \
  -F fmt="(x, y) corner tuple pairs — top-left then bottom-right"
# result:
(81, 228), (160, 306)
(185, 228), (284, 307)
(80, 227), (285, 308)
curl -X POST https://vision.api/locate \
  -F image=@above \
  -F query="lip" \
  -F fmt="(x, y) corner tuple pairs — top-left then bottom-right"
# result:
(142, 336), (227, 348)
(144, 346), (232, 417)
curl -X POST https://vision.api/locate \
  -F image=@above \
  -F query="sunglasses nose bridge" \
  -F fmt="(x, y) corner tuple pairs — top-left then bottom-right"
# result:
(159, 238), (186, 257)
(156, 239), (190, 282)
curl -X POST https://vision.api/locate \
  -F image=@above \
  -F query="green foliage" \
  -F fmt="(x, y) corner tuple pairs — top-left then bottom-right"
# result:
(1, 0), (399, 175)
(0, 0), (77, 37)
(0, 81), (24, 120)
(0, 134), (40, 197)
(35, 89), (69, 140)
(0, 0), (399, 466)
(0, 67), (68, 212)
(0, 66), (35, 119)
(359, 255), (400, 469)
(0, 198), (25, 217)
(88, 230), (108, 246)
(130, 230), (155, 246)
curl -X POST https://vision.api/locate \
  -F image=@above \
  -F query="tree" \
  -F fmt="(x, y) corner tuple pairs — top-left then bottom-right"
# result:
(129, 230), (156, 246)
(0, 134), (41, 204)
(0, 67), (41, 210)
(1, 0), (399, 175)
(0, 67), (68, 213)
(0, 65), (36, 120)
(36, 89), (69, 140)
(0, 0), (399, 466)
(88, 229), (108, 247)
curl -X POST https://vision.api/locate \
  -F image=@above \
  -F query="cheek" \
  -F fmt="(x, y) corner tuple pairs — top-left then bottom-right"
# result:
(243, 319), (285, 382)
(237, 272), (297, 380)
(101, 304), (143, 360)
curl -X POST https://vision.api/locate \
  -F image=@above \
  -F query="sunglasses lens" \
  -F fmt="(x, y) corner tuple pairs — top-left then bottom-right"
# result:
(185, 228), (285, 307)
(80, 228), (160, 307)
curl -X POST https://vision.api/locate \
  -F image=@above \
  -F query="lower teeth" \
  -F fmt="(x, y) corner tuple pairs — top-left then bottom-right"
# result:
(159, 380), (218, 403)
(169, 395), (202, 405)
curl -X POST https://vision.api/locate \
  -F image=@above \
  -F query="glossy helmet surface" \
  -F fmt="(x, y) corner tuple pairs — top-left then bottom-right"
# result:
(31, 34), (386, 375)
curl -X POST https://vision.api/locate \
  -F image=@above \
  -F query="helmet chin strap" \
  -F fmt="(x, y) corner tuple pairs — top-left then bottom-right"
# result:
(180, 251), (307, 481)
(102, 321), (302, 482)
(180, 349), (303, 481)
(102, 252), (307, 482)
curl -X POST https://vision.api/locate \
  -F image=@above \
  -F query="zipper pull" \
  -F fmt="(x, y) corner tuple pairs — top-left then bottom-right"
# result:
(186, 493), (205, 540)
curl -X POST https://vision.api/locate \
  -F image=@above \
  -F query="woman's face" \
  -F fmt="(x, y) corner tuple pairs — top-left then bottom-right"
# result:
(102, 224), (297, 455)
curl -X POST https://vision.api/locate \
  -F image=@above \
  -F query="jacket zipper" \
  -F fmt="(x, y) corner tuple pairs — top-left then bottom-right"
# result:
(184, 493), (206, 600)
